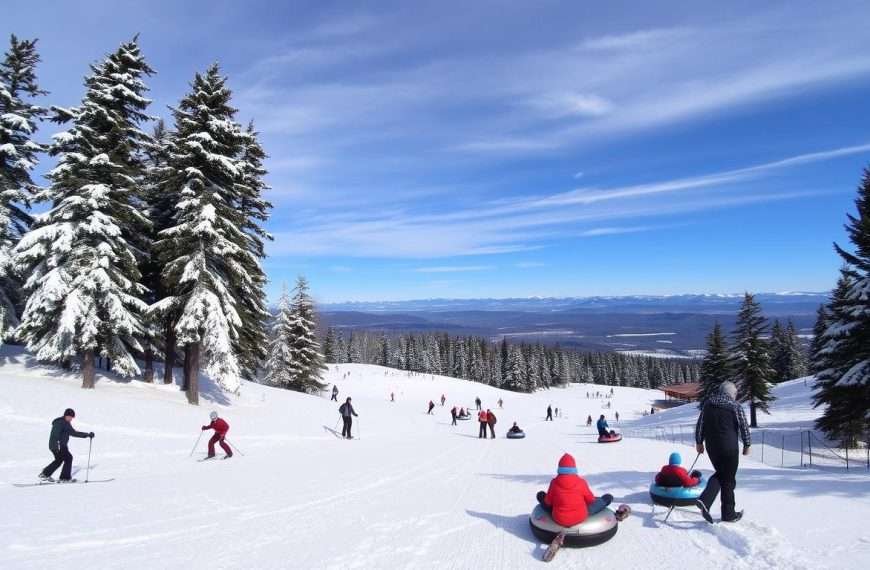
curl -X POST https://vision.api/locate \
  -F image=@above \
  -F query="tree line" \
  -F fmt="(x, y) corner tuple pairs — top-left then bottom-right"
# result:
(0, 35), (270, 404)
(322, 328), (701, 392)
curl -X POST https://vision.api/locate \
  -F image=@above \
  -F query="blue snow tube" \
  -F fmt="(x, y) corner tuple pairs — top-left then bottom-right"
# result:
(529, 504), (618, 547)
(649, 476), (707, 507)
(506, 430), (526, 439)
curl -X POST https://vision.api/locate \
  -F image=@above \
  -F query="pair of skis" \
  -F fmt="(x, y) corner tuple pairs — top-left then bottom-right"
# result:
(14, 478), (115, 488)
(542, 504), (630, 563)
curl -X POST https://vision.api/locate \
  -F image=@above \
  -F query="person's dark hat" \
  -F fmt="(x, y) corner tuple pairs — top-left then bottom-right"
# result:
(64, 408), (76, 418)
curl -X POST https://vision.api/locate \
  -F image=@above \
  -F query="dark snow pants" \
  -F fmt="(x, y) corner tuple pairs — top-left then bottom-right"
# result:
(208, 434), (233, 457)
(478, 421), (488, 439)
(699, 448), (739, 520)
(342, 416), (353, 438)
(488, 422), (496, 438)
(42, 446), (73, 480)
(451, 415), (457, 426)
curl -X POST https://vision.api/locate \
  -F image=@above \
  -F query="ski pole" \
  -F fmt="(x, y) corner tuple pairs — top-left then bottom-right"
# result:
(86, 437), (93, 483)
(334, 417), (341, 431)
(225, 438), (245, 456)
(356, 417), (361, 440)
(189, 430), (204, 457)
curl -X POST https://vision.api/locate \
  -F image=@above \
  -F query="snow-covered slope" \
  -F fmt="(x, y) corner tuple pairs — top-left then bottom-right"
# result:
(1, 346), (868, 569)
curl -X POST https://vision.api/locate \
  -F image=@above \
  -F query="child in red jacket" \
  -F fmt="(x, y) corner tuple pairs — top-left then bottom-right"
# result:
(202, 411), (233, 459)
(655, 452), (701, 487)
(537, 453), (613, 527)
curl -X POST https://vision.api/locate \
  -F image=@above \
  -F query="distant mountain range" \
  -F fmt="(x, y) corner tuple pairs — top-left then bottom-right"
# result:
(319, 292), (828, 357)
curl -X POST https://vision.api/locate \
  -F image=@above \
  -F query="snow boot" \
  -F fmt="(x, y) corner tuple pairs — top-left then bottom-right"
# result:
(722, 511), (743, 523)
(38, 473), (55, 482)
(695, 500), (714, 524)
(57, 478), (78, 484)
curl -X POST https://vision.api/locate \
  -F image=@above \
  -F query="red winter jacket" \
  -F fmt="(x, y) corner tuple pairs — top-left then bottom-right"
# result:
(655, 464), (700, 487)
(203, 418), (230, 437)
(478, 411), (489, 422)
(543, 454), (596, 527)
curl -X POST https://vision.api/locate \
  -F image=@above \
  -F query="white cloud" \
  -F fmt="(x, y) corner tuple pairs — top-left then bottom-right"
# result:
(414, 266), (495, 273)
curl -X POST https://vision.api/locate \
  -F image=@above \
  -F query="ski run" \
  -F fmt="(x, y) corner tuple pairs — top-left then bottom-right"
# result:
(1, 345), (868, 569)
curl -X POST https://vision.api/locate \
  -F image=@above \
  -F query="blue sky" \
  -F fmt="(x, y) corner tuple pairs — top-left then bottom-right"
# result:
(5, 0), (870, 302)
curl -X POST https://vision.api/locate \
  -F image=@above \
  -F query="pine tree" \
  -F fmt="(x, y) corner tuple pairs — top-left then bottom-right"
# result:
(14, 38), (153, 388)
(152, 64), (250, 403)
(769, 320), (787, 383)
(812, 167), (870, 445)
(323, 327), (339, 363)
(232, 121), (272, 381)
(699, 322), (729, 405)
(263, 285), (294, 387)
(729, 293), (775, 427)
(285, 276), (326, 393)
(0, 35), (47, 338)
(784, 320), (807, 380)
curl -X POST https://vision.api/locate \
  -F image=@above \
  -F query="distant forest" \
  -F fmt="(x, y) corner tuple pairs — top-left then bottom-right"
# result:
(322, 328), (700, 392)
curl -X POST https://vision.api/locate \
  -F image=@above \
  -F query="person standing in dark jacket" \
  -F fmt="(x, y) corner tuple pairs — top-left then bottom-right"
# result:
(695, 381), (752, 523)
(39, 408), (93, 482)
(546, 405), (553, 421)
(450, 406), (458, 426)
(339, 397), (358, 439)
(486, 409), (497, 438)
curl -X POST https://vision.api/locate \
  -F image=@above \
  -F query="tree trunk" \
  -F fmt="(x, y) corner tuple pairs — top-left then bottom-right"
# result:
(182, 347), (191, 391)
(163, 319), (176, 385)
(749, 400), (758, 428)
(82, 349), (96, 389)
(143, 346), (154, 383)
(185, 342), (200, 405)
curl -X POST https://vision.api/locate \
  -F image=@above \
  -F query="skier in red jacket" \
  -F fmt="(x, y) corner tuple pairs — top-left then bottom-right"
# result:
(202, 411), (232, 459)
(655, 452), (701, 487)
(536, 453), (612, 527)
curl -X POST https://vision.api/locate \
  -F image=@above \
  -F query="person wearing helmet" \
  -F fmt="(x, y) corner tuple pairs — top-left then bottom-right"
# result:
(654, 452), (702, 487)
(201, 411), (232, 459)
(338, 397), (358, 439)
(39, 408), (94, 482)
(536, 453), (613, 527)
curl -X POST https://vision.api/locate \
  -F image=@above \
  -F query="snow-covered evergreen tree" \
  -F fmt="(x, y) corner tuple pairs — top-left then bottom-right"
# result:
(729, 293), (775, 427)
(813, 168), (870, 445)
(699, 322), (729, 405)
(323, 327), (339, 363)
(263, 285), (294, 387)
(14, 38), (153, 388)
(152, 64), (250, 402)
(283, 276), (326, 393)
(0, 35), (46, 339)
(808, 304), (829, 376)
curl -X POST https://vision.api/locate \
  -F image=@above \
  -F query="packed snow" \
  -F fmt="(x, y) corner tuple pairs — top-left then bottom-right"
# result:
(1, 346), (868, 569)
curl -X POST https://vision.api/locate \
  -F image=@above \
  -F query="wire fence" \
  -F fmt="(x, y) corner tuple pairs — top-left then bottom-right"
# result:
(622, 424), (870, 472)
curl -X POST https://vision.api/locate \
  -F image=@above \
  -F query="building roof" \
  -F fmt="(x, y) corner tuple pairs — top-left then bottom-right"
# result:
(660, 382), (702, 400)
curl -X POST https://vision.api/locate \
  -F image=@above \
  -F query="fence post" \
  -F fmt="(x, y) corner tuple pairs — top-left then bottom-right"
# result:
(800, 431), (804, 467)
(846, 446), (849, 471)
(808, 431), (813, 467)
(761, 431), (765, 464)
(781, 435), (785, 467)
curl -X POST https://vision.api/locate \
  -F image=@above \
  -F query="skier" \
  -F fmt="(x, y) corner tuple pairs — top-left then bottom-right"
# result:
(331, 385), (339, 402)
(650, 406), (655, 415)
(478, 409), (489, 439)
(39, 408), (94, 483)
(615, 411), (620, 423)
(441, 394), (446, 406)
(451, 406), (458, 426)
(339, 397), (359, 439)
(586, 415), (592, 427)
(427, 400), (435, 415)
(546, 405), (553, 421)
(497, 398), (503, 409)
(507, 422), (523, 435)
(695, 381), (751, 523)
(475, 396), (482, 410)
(596, 415), (609, 437)
(201, 411), (232, 459)
(536, 453), (613, 527)
(655, 452), (702, 487)
(486, 409), (497, 439)
(554, 407), (559, 418)
(390, 392), (395, 402)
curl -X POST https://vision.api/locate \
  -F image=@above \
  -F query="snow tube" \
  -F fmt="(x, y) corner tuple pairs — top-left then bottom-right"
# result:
(649, 476), (707, 507)
(506, 431), (526, 439)
(597, 433), (622, 443)
(529, 504), (618, 547)
(457, 416), (472, 421)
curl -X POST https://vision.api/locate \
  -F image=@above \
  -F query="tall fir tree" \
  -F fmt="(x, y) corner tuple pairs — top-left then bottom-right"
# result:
(152, 64), (250, 403)
(808, 304), (829, 376)
(323, 327), (338, 364)
(14, 38), (154, 388)
(285, 276), (327, 393)
(728, 293), (775, 427)
(699, 322), (729, 405)
(0, 35), (47, 338)
(263, 285), (294, 387)
(813, 168), (870, 444)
